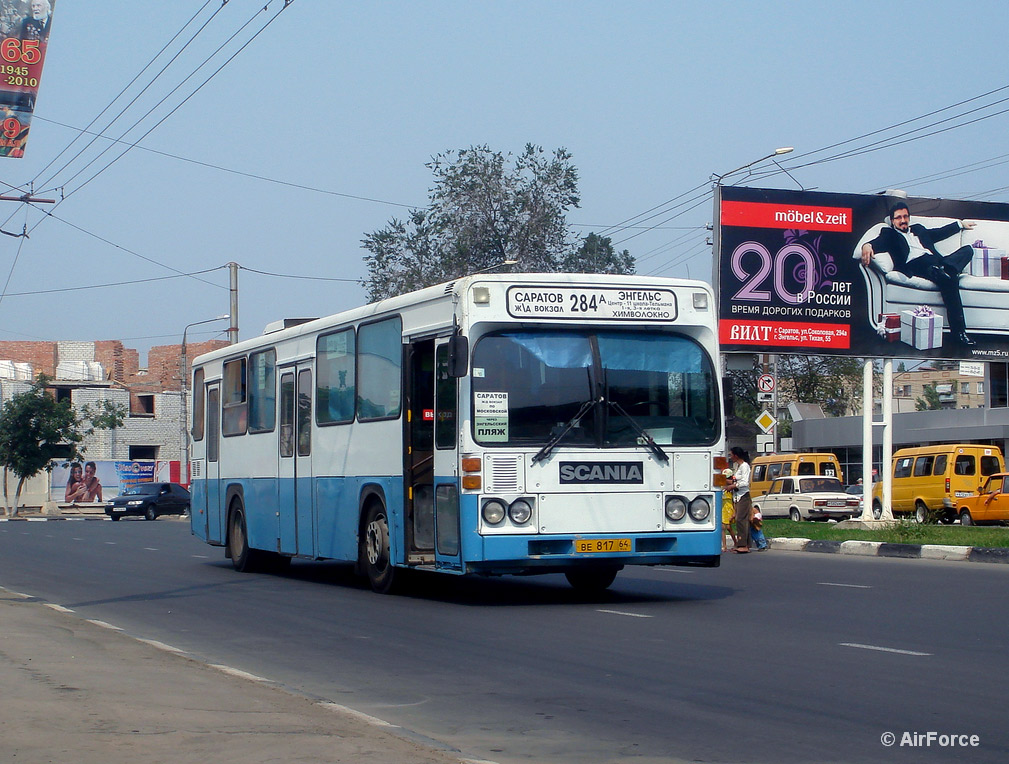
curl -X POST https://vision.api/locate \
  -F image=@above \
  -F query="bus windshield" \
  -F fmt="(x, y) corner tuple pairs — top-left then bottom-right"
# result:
(471, 329), (719, 448)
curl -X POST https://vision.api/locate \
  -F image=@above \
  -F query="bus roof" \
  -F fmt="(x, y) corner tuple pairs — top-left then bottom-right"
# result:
(191, 272), (713, 367)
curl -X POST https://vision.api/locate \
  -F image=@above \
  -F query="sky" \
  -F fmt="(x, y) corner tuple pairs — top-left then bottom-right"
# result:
(1, 0), (1008, 363)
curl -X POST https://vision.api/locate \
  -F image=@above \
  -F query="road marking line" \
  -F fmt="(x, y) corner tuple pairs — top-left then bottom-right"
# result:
(144, 547), (158, 551)
(209, 664), (269, 682)
(44, 603), (74, 614)
(137, 638), (186, 654)
(818, 582), (872, 588)
(840, 642), (932, 656)
(104, 541), (116, 545)
(319, 702), (396, 727)
(87, 619), (123, 631)
(596, 609), (653, 618)
(191, 554), (209, 558)
(656, 567), (695, 574)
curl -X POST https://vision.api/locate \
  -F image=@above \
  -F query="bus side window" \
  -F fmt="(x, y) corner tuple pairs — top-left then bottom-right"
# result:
(192, 368), (205, 441)
(981, 455), (1001, 476)
(297, 369), (312, 456)
(797, 462), (815, 476)
(280, 373), (295, 458)
(752, 465), (765, 482)
(933, 454), (947, 475)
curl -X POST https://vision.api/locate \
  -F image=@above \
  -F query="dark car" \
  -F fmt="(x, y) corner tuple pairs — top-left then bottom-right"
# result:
(105, 482), (190, 521)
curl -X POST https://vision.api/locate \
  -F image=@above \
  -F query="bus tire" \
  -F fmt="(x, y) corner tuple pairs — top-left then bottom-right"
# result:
(914, 501), (930, 524)
(228, 501), (263, 573)
(565, 566), (619, 592)
(361, 501), (398, 594)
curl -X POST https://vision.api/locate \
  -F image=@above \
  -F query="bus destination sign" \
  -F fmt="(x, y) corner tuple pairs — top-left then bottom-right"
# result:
(506, 286), (677, 322)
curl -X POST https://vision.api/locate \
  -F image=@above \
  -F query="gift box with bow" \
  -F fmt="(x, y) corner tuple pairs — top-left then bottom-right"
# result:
(900, 306), (943, 350)
(969, 239), (1006, 278)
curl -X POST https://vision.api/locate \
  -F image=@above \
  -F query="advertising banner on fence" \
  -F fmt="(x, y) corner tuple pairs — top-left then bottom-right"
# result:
(715, 185), (1009, 361)
(49, 460), (181, 503)
(0, 0), (57, 158)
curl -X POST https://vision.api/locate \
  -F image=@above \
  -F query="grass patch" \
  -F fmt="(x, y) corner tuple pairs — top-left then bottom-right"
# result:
(763, 518), (1009, 548)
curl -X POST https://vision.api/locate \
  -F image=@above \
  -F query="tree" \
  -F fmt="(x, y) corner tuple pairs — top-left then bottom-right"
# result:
(0, 376), (125, 516)
(559, 232), (635, 274)
(362, 144), (634, 301)
(915, 382), (942, 411)
(775, 354), (866, 418)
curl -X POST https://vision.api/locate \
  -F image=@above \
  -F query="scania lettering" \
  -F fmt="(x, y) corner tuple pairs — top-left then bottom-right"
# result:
(188, 273), (724, 594)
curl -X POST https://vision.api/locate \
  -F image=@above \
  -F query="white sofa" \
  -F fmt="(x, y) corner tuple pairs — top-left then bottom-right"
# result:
(853, 216), (1009, 336)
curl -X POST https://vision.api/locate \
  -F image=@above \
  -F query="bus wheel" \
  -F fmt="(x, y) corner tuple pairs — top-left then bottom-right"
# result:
(228, 502), (262, 573)
(565, 566), (619, 593)
(362, 502), (397, 594)
(914, 501), (930, 524)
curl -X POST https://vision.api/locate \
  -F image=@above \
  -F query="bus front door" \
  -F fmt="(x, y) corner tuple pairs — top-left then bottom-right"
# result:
(433, 338), (462, 569)
(278, 367), (315, 557)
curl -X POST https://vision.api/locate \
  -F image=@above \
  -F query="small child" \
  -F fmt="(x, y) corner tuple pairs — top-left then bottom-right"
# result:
(721, 468), (737, 552)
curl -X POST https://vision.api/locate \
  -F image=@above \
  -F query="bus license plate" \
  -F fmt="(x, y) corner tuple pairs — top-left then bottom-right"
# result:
(576, 538), (631, 554)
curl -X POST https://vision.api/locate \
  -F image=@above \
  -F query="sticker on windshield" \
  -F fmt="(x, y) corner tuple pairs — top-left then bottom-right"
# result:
(506, 286), (677, 321)
(474, 391), (508, 441)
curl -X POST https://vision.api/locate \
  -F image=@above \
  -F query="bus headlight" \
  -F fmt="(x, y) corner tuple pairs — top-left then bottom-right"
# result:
(688, 496), (711, 521)
(481, 499), (506, 525)
(508, 498), (533, 524)
(665, 496), (686, 521)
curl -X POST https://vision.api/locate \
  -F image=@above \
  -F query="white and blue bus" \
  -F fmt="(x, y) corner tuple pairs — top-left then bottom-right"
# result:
(189, 273), (725, 592)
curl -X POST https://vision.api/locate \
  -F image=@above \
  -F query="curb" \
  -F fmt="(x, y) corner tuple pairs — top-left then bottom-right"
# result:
(1, 516), (108, 521)
(767, 536), (1009, 564)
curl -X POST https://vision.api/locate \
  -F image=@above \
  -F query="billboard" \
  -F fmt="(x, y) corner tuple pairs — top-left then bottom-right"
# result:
(715, 185), (1009, 362)
(50, 460), (183, 503)
(0, 0), (56, 158)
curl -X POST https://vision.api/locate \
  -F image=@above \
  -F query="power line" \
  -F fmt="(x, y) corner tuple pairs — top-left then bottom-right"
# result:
(30, 115), (418, 209)
(238, 265), (361, 283)
(0, 266), (225, 298)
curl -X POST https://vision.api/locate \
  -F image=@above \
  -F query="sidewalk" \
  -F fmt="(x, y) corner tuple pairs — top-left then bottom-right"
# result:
(0, 589), (467, 764)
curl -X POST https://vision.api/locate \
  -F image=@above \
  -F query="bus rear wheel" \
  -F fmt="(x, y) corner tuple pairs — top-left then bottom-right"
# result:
(362, 502), (398, 594)
(565, 566), (620, 593)
(228, 502), (263, 573)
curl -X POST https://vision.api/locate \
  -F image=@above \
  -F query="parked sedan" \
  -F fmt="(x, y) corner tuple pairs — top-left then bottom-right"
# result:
(955, 473), (1009, 526)
(105, 483), (191, 521)
(753, 476), (860, 522)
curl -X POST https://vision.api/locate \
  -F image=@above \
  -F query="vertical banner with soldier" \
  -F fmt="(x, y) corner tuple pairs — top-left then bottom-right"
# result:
(0, 0), (56, 158)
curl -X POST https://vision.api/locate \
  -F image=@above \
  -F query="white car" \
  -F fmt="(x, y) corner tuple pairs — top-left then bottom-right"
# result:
(753, 475), (860, 522)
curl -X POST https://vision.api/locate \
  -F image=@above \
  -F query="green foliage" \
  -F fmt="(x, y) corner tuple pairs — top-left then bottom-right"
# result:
(559, 232), (635, 275)
(362, 144), (634, 301)
(763, 518), (1009, 548)
(0, 375), (82, 482)
(776, 354), (866, 417)
(915, 382), (942, 411)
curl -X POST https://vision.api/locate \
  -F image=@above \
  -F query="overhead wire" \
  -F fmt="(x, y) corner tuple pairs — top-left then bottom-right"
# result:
(31, 0), (220, 190)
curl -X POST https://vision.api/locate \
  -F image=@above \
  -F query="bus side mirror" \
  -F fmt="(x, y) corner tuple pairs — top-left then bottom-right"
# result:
(447, 334), (469, 377)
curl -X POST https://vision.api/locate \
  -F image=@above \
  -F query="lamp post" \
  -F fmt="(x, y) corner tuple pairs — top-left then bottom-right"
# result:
(712, 147), (794, 455)
(180, 316), (228, 485)
(712, 146), (794, 186)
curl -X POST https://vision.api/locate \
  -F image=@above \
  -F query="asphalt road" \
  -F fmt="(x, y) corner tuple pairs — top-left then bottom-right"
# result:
(2, 518), (1008, 764)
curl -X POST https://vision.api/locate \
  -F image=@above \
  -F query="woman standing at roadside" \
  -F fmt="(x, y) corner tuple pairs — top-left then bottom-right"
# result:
(727, 447), (752, 554)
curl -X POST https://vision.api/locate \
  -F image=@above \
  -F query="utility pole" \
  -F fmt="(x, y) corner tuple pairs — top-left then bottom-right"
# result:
(228, 262), (239, 344)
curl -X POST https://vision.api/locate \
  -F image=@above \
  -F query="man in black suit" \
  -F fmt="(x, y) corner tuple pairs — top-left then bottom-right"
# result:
(860, 201), (977, 345)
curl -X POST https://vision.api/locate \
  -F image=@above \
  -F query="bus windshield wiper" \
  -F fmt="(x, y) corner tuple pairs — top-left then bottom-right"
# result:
(606, 400), (669, 463)
(531, 396), (602, 464)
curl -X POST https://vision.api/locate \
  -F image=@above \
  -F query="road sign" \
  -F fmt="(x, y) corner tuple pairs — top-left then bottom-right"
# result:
(757, 392), (773, 403)
(755, 410), (776, 433)
(757, 374), (775, 393)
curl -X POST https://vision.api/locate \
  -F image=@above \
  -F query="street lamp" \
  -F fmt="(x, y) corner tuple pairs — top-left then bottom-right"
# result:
(712, 146), (794, 186)
(180, 315), (228, 485)
(470, 259), (518, 276)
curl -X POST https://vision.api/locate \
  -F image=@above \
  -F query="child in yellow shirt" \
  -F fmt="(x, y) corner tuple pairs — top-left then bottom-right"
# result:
(721, 468), (737, 552)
